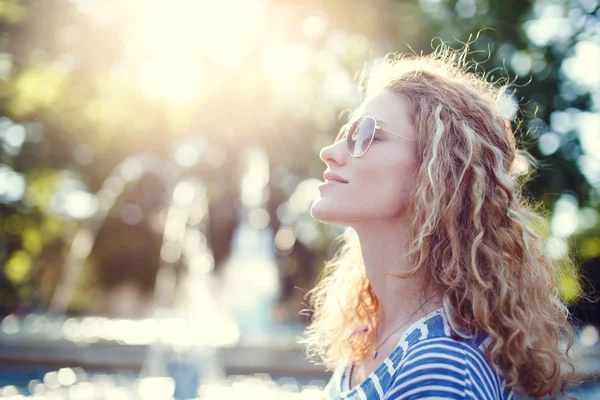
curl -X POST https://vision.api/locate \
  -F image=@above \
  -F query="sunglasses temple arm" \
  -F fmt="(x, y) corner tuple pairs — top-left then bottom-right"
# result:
(380, 128), (416, 142)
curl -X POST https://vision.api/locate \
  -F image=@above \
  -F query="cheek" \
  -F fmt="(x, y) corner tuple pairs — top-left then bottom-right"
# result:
(360, 159), (417, 211)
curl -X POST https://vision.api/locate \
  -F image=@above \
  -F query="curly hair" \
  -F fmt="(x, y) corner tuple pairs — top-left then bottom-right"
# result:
(300, 44), (580, 399)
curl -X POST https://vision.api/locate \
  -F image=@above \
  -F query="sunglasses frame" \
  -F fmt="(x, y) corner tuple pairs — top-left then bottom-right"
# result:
(339, 116), (416, 158)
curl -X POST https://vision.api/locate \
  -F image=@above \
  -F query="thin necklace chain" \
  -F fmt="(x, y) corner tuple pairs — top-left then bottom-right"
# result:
(348, 290), (438, 389)
(371, 290), (438, 359)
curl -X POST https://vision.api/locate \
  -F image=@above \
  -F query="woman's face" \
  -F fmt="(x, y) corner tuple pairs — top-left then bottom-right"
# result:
(311, 90), (419, 226)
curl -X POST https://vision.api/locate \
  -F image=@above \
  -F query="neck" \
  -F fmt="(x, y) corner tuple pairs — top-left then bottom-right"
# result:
(352, 217), (442, 337)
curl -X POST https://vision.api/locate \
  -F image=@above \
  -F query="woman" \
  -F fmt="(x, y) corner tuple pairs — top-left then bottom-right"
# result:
(302, 46), (578, 399)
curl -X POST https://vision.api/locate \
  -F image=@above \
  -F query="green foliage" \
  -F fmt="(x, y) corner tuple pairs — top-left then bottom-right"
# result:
(0, 0), (25, 24)
(5, 65), (68, 116)
(4, 249), (31, 284)
(0, 0), (597, 316)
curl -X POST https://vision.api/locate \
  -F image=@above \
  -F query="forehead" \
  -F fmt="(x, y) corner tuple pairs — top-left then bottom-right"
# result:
(357, 90), (415, 133)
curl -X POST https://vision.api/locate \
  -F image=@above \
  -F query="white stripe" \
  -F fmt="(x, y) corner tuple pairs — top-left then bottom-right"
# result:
(387, 365), (466, 398)
(465, 365), (491, 400)
(419, 323), (429, 340)
(340, 389), (353, 400)
(480, 335), (493, 350)
(396, 362), (465, 379)
(409, 336), (499, 398)
(387, 373), (464, 397)
(372, 374), (384, 398)
(402, 351), (466, 368)
(374, 318), (515, 400)
(393, 337), (503, 399)
(502, 375), (515, 400)
(400, 385), (465, 398)
(412, 398), (462, 400)
(409, 338), (469, 350)
(463, 349), (497, 398)
(356, 385), (368, 400)
(384, 358), (395, 376)
(465, 360), (496, 399)
(415, 338), (497, 399)
(400, 340), (409, 353)
(401, 373), (464, 387)
(395, 340), (463, 369)
(440, 312), (453, 336)
(405, 340), (470, 356)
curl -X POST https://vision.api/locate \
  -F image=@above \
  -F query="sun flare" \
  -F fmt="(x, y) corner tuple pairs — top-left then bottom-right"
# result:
(125, 0), (269, 103)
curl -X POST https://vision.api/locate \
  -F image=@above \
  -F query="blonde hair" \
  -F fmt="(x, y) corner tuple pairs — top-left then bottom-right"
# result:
(301, 44), (579, 399)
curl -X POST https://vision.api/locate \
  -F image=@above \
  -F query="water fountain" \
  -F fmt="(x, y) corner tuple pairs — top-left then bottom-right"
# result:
(219, 146), (281, 340)
(0, 148), (328, 398)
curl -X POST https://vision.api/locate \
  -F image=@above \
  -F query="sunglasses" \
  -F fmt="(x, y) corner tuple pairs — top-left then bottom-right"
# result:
(336, 116), (416, 157)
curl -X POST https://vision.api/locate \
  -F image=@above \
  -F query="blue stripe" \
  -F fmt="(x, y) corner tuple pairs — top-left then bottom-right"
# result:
(321, 310), (512, 399)
(402, 337), (501, 399)
(389, 386), (467, 399)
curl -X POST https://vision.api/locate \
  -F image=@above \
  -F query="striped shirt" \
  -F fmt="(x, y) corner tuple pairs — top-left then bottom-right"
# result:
(322, 307), (515, 399)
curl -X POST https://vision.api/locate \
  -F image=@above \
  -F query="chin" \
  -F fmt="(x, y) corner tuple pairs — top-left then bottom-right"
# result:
(310, 200), (350, 226)
(309, 200), (329, 222)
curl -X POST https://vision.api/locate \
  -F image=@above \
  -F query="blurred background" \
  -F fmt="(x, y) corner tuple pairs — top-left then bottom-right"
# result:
(0, 0), (598, 398)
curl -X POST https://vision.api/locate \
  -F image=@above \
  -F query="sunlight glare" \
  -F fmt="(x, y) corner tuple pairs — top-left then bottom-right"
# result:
(128, 0), (268, 103)
(551, 194), (579, 238)
(562, 41), (600, 89)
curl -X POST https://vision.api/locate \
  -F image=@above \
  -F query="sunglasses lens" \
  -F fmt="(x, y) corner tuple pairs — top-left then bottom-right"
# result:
(335, 125), (347, 143)
(347, 117), (375, 156)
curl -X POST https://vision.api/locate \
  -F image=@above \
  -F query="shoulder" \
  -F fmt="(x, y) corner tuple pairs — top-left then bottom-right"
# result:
(384, 337), (506, 400)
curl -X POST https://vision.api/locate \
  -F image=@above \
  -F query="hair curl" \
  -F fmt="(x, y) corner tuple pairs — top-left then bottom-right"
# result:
(300, 44), (580, 399)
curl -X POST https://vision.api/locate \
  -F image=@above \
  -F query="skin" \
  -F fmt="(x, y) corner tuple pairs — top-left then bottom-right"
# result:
(311, 89), (444, 387)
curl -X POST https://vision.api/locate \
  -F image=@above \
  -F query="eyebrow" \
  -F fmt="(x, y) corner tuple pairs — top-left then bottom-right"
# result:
(352, 114), (389, 127)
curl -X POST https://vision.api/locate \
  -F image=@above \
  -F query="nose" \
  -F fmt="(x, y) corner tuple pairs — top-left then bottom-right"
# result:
(319, 139), (347, 166)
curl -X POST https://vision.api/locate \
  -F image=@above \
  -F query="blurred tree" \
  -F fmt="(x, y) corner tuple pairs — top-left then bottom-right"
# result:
(0, 0), (597, 323)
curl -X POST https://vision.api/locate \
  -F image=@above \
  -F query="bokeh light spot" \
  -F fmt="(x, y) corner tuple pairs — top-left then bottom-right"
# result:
(121, 203), (143, 225)
(4, 250), (31, 284)
(538, 131), (561, 155)
(249, 208), (270, 229)
(275, 226), (296, 251)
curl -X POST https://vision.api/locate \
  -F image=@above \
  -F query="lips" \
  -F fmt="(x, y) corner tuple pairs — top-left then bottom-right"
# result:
(323, 171), (348, 183)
